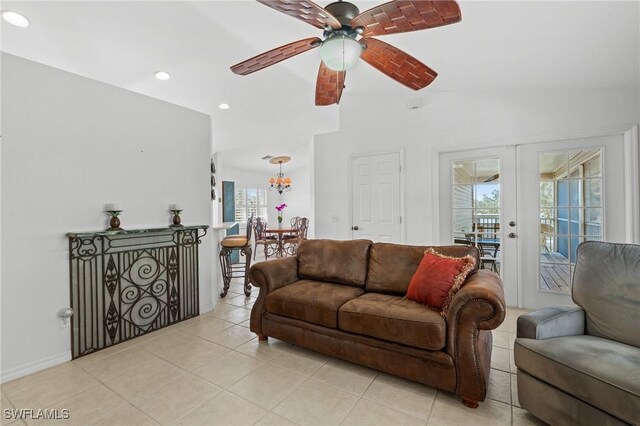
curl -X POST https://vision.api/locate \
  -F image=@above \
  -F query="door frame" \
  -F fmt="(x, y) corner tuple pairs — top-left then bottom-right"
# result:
(433, 124), (639, 308)
(348, 149), (406, 243)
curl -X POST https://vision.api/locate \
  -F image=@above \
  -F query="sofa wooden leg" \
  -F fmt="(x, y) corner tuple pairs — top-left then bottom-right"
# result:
(462, 398), (479, 409)
(257, 334), (268, 341)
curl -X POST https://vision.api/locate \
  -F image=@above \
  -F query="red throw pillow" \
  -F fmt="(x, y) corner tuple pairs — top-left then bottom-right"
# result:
(406, 248), (476, 315)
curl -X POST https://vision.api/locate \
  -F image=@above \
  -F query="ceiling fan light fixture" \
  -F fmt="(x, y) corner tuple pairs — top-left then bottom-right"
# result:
(320, 35), (362, 71)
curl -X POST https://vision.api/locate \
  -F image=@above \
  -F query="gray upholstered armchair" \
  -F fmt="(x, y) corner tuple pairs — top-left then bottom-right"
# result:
(514, 241), (640, 426)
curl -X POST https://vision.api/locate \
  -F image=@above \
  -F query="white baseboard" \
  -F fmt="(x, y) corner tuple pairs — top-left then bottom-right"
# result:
(200, 303), (214, 315)
(1, 350), (71, 383)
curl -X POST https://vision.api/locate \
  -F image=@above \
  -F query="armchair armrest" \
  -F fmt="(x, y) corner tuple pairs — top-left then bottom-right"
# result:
(516, 306), (585, 340)
(445, 270), (506, 403)
(248, 256), (299, 337)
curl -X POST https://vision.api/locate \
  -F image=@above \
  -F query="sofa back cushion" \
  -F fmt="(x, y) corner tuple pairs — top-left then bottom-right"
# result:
(572, 241), (640, 348)
(366, 243), (480, 295)
(297, 239), (373, 287)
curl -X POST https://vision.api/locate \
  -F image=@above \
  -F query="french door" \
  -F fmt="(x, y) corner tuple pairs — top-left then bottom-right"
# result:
(440, 133), (631, 309)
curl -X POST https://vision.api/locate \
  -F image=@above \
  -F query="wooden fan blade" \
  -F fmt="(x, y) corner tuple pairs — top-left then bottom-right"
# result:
(360, 37), (437, 90)
(315, 62), (346, 106)
(231, 37), (321, 76)
(352, 0), (461, 37)
(257, 0), (341, 30)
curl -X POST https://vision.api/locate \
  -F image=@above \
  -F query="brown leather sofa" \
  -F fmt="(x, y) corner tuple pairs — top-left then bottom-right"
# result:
(249, 239), (506, 407)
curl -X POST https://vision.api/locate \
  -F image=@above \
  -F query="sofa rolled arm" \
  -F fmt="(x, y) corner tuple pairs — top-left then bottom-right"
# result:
(516, 306), (585, 340)
(249, 256), (299, 337)
(446, 270), (506, 403)
(250, 256), (299, 293)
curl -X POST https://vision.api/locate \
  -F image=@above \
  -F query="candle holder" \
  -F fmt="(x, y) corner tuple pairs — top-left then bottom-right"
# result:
(170, 209), (183, 227)
(106, 210), (123, 231)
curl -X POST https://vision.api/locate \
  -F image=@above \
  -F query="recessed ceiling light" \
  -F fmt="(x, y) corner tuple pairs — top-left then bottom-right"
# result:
(218, 103), (230, 110)
(1, 10), (30, 28)
(154, 71), (170, 81)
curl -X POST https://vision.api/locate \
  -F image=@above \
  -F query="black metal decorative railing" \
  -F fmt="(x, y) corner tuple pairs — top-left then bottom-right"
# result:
(67, 226), (208, 359)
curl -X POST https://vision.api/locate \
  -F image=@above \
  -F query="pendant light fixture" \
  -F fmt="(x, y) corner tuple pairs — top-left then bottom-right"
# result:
(268, 156), (292, 194)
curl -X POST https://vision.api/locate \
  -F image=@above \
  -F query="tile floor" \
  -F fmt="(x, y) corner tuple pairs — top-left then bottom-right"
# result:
(1, 280), (545, 426)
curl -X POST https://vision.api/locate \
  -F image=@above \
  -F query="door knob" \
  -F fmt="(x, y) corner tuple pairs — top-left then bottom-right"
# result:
(352, 226), (359, 231)
(509, 221), (516, 227)
(508, 232), (517, 238)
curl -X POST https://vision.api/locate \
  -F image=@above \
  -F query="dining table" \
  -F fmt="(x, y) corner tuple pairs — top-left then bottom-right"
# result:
(264, 227), (298, 258)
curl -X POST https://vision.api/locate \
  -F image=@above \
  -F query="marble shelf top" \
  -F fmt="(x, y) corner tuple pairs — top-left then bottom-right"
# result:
(66, 225), (209, 238)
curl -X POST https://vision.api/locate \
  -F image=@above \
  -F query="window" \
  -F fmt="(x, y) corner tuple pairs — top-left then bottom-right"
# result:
(235, 188), (268, 223)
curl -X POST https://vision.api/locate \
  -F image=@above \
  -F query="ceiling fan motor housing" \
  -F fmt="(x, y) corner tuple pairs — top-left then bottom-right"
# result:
(324, 1), (360, 29)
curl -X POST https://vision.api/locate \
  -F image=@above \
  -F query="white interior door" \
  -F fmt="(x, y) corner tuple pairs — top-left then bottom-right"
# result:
(517, 134), (627, 309)
(439, 147), (518, 306)
(351, 152), (401, 242)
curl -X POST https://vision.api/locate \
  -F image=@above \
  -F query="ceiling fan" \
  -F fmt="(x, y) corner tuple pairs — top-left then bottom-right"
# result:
(230, 0), (462, 106)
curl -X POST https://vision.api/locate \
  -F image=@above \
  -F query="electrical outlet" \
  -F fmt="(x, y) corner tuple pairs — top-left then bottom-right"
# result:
(59, 317), (70, 329)
(331, 215), (339, 223)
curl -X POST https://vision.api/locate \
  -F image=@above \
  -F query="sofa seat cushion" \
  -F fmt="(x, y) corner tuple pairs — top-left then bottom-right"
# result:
(515, 335), (640, 425)
(266, 280), (365, 328)
(338, 293), (446, 351)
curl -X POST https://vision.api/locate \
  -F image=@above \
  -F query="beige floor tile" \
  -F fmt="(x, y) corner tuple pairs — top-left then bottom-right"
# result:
(175, 391), (267, 425)
(238, 319), (251, 328)
(427, 392), (511, 426)
(88, 402), (158, 425)
(228, 364), (306, 410)
(492, 331), (510, 349)
(224, 294), (255, 308)
(132, 373), (222, 424)
(71, 338), (141, 368)
(254, 412), (297, 426)
(361, 373), (436, 420)
(1, 397), (17, 426)
(487, 369), (511, 404)
(310, 358), (377, 396)
(104, 357), (185, 401)
(214, 307), (252, 324)
(153, 338), (229, 371)
(511, 374), (520, 408)
(491, 346), (511, 373)
(235, 338), (291, 362)
(510, 350), (517, 373)
(140, 330), (203, 356)
(512, 407), (546, 425)
(204, 325), (257, 349)
(175, 316), (235, 339)
(2, 363), (100, 410)
(341, 398), (425, 426)
(26, 384), (128, 426)
(77, 347), (161, 382)
(192, 350), (265, 388)
(273, 379), (359, 425)
(269, 346), (328, 377)
(205, 302), (237, 317)
(508, 333), (516, 349)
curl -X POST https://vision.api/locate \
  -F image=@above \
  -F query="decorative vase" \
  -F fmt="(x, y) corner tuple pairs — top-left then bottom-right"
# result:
(278, 214), (283, 229)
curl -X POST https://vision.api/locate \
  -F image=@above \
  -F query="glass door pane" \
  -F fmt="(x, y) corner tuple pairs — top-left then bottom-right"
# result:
(538, 149), (603, 293)
(452, 158), (501, 275)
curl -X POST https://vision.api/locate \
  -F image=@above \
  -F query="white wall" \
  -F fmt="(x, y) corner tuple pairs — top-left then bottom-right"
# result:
(314, 88), (640, 244)
(0, 54), (213, 381)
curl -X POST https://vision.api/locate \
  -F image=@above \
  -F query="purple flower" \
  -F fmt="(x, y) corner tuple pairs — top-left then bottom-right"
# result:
(275, 203), (288, 212)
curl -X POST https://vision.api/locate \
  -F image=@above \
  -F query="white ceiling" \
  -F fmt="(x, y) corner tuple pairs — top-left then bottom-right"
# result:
(2, 1), (639, 173)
